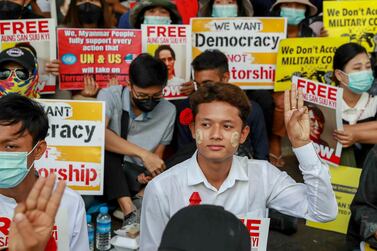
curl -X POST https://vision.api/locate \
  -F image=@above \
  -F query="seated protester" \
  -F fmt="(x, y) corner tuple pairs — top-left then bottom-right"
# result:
(0, 94), (89, 250)
(7, 174), (66, 251)
(97, 54), (175, 227)
(199, 0), (254, 17)
(118, 0), (182, 29)
(0, 46), (40, 98)
(159, 205), (250, 251)
(332, 43), (377, 167)
(0, 0), (42, 19)
(140, 83), (338, 251)
(347, 145), (377, 250)
(63, 0), (113, 29)
(171, 49), (268, 162)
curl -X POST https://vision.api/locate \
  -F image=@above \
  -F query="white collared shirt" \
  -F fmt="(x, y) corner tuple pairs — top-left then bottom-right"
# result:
(140, 143), (338, 251)
(342, 92), (377, 124)
(0, 186), (89, 251)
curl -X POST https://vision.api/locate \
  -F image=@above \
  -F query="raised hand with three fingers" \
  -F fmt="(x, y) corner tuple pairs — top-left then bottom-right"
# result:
(284, 84), (311, 148)
(8, 174), (66, 251)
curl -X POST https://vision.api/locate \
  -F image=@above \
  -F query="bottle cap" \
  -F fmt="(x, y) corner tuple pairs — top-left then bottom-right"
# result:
(99, 206), (108, 214)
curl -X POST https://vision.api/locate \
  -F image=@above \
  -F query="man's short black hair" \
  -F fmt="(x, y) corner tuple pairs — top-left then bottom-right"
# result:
(129, 53), (168, 88)
(0, 94), (48, 145)
(154, 45), (176, 60)
(191, 49), (229, 75)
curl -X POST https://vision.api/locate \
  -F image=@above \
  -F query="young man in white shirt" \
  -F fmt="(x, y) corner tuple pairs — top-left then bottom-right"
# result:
(140, 82), (338, 251)
(0, 94), (89, 251)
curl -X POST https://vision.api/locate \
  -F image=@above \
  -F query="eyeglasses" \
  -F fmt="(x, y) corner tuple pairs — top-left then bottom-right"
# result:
(132, 88), (163, 100)
(0, 68), (30, 81)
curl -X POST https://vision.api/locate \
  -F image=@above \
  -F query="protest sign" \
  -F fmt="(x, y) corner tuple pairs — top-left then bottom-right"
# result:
(323, 1), (377, 53)
(307, 165), (361, 234)
(58, 28), (141, 90)
(35, 99), (105, 195)
(239, 217), (270, 251)
(0, 19), (57, 93)
(191, 17), (287, 89)
(142, 25), (191, 100)
(293, 76), (343, 165)
(275, 37), (348, 91)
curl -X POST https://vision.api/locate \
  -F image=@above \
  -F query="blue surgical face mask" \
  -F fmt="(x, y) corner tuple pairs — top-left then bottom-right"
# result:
(343, 70), (374, 94)
(0, 142), (39, 189)
(211, 4), (238, 17)
(280, 7), (306, 25)
(143, 16), (172, 25)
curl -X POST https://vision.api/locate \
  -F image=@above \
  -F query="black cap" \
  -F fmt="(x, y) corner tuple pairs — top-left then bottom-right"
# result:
(158, 205), (251, 251)
(0, 47), (36, 72)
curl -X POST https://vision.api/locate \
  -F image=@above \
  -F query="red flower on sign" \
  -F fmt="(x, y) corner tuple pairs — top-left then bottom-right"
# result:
(179, 108), (193, 125)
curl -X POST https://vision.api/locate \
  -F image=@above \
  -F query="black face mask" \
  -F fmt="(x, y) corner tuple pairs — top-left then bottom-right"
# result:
(0, 1), (23, 19)
(77, 2), (102, 25)
(132, 96), (160, 112)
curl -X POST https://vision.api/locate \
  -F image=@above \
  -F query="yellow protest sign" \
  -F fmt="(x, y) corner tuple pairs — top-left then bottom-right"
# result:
(274, 37), (348, 91)
(35, 99), (106, 195)
(191, 17), (287, 89)
(306, 165), (361, 234)
(323, 1), (377, 52)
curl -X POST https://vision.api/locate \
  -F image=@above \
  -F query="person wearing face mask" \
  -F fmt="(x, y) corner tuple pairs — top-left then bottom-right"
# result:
(0, 0), (42, 19)
(0, 94), (89, 251)
(118, 0), (182, 29)
(97, 54), (176, 230)
(63, 0), (112, 28)
(199, 0), (253, 17)
(332, 43), (377, 167)
(0, 46), (40, 98)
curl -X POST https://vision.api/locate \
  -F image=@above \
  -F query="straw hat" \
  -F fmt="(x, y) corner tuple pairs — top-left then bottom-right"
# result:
(270, 0), (318, 16)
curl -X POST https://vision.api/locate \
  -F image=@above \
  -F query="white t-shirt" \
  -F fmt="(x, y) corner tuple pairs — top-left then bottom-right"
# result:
(0, 186), (89, 251)
(139, 143), (338, 251)
(342, 92), (377, 124)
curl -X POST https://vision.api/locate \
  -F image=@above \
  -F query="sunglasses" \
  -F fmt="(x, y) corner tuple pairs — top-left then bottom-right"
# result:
(0, 68), (30, 81)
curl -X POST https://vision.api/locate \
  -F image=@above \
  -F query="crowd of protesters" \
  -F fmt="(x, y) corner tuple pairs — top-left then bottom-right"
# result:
(1, 0), (377, 251)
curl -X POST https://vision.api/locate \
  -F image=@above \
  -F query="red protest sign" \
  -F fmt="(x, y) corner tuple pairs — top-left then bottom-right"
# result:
(58, 28), (141, 90)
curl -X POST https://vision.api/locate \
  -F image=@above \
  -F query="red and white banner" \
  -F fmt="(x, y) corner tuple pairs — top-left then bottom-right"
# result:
(142, 25), (191, 100)
(239, 217), (270, 251)
(58, 28), (141, 90)
(293, 76), (343, 165)
(0, 19), (57, 94)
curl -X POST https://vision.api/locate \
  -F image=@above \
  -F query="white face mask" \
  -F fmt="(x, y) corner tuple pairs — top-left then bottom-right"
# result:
(143, 16), (172, 25)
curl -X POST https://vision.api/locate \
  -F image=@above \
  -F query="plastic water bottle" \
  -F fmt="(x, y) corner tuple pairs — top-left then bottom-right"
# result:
(96, 206), (111, 250)
(86, 214), (94, 251)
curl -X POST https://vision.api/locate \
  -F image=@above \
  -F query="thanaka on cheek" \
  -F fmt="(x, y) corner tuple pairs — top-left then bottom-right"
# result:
(195, 129), (203, 145)
(230, 131), (240, 148)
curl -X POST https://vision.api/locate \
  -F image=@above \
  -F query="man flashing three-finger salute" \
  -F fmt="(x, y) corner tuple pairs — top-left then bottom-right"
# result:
(140, 83), (338, 251)
(0, 94), (89, 251)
